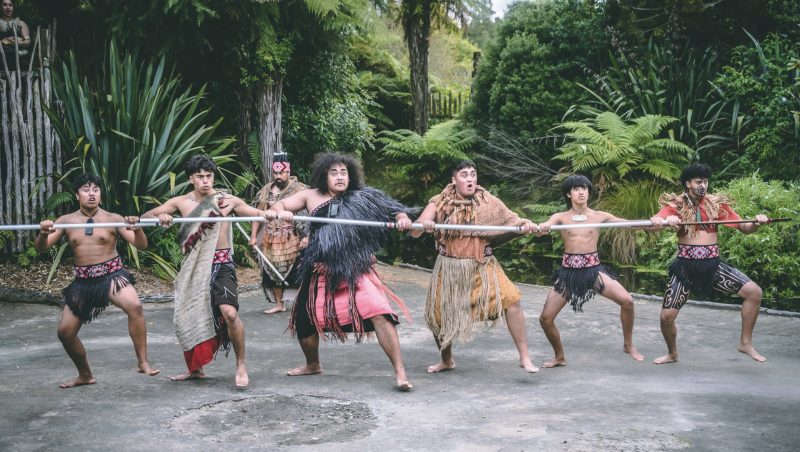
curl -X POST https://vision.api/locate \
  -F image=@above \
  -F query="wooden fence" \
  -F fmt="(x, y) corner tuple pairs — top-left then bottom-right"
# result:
(429, 88), (466, 121)
(0, 26), (61, 252)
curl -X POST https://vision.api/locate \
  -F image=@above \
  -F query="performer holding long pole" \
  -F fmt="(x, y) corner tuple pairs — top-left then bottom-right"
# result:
(1, 216), (787, 232)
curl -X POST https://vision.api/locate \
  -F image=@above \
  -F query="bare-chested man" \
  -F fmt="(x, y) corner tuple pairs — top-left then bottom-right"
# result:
(535, 175), (650, 368)
(410, 161), (539, 374)
(35, 173), (159, 388)
(143, 155), (269, 387)
(649, 162), (768, 364)
(266, 153), (415, 390)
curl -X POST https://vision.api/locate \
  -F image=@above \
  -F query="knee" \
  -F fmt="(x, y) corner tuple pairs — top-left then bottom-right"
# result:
(221, 308), (240, 324)
(619, 295), (634, 309)
(127, 302), (144, 318)
(742, 282), (763, 301)
(659, 310), (677, 326)
(57, 326), (75, 342)
(539, 314), (553, 328)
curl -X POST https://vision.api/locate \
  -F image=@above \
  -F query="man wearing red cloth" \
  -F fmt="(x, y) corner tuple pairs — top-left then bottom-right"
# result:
(649, 163), (768, 365)
(266, 153), (416, 391)
(144, 155), (269, 387)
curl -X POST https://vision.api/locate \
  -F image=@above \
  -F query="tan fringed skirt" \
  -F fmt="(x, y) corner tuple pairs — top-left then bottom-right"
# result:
(259, 226), (304, 275)
(424, 255), (521, 348)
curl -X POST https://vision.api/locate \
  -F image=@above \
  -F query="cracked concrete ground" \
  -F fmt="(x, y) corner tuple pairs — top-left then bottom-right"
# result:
(1, 264), (799, 451)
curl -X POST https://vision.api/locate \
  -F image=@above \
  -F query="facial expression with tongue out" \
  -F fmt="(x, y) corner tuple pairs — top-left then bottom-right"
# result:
(685, 177), (709, 201)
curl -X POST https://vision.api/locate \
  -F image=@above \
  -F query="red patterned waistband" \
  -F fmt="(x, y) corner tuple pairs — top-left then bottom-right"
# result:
(437, 244), (493, 257)
(677, 244), (719, 260)
(73, 256), (124, 279)
(562, 252), (600, 269)
(213, 248), (233, 264)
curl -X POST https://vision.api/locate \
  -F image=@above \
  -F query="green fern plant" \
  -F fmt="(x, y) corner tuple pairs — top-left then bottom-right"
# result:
(376, 119), (476, 204)
(553, 112), (694, 196)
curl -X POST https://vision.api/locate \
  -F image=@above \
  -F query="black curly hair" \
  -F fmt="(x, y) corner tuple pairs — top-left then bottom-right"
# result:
(679, 162), (712, 188)
(183, 155), (217, 177)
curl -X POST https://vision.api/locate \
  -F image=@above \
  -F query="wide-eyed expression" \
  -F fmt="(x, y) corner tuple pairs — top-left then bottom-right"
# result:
(685, 177), (709, 199)
(452, 167), (477, 198)
(76, 183), (101, 208)
(327, 163), (349, 195)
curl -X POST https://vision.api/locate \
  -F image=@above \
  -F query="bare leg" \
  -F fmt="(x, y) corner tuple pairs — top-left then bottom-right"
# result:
(371, 315), (412, 390)
(539, 289), (568, 368)
(504, 302), (538, 372)
(57, 307), (95, 388)
(737, 281), (766, 362)
(264, 287), (286, 314)
(654, 308), (680, 364)
(287, 333), (322, 376)
(109, 285), (159, 375)
(427, 337), (455, 373)
(219, 304), (248, 387)
(599, 276), (644, 361)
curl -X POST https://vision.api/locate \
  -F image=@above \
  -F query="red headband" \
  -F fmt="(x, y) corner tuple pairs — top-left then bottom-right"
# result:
(272, 161), (290, 172)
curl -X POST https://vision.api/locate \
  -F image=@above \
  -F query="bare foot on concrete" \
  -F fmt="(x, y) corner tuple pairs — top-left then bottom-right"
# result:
(59, 375), (96, 388)
(235, 364), (249, 388)
(427, 360), (455, 373)
(624, 345), (645, 362)
(263, 306), (286, 315)
(519, 357), (539, 373)
(542, 357), (566, 368)
(396, 379), (413, 391)
(170, 370), (205, 381)
(137, 362), (160, 376)
(737, 344), (766, 362)
(287, 364), (322, 376)
(653, 353), (678, 364)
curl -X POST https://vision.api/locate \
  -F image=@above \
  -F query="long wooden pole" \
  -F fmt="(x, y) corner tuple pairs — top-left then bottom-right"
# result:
(1, 217), (789, 232)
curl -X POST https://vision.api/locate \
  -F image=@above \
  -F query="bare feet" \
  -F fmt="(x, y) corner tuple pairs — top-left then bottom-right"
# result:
(137, 362), (161, 376)
(624, 345), (645, 362)
(263, 305), (286, 315)
(519, 357), (539, 373)
(287, 364), (322, 376)
(236, 364), (249, 388)
(737, 344), (767, 362)
(59, 375), (96, 388)
(542, 357), (566, 368)
(396, 379), (413, 391)
(653, 353), (678, 364)
(170, 370), (205, 381)
(426, 360), (455, 373)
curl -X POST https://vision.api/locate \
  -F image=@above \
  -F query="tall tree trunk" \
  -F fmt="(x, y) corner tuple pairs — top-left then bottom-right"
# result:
(235, 87), (252, 165)
(256, 78), (283, 182)
(406, 1), (432, 135)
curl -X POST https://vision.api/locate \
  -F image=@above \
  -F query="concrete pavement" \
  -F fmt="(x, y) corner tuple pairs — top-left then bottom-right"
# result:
(1, 264), (799, 451)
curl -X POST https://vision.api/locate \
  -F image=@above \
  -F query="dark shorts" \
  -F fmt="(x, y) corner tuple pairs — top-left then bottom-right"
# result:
(663, 246), (751, 309)
(211, 263), (239, 310)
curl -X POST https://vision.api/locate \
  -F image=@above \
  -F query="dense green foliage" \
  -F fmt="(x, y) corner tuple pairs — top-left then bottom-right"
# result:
(466, 0), (607, 151)
(709, 33), (800, 179)
(47, 41), (237, 216)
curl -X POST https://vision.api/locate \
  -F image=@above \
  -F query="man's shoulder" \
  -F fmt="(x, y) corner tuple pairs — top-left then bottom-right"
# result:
(55, 211), (80, 223)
